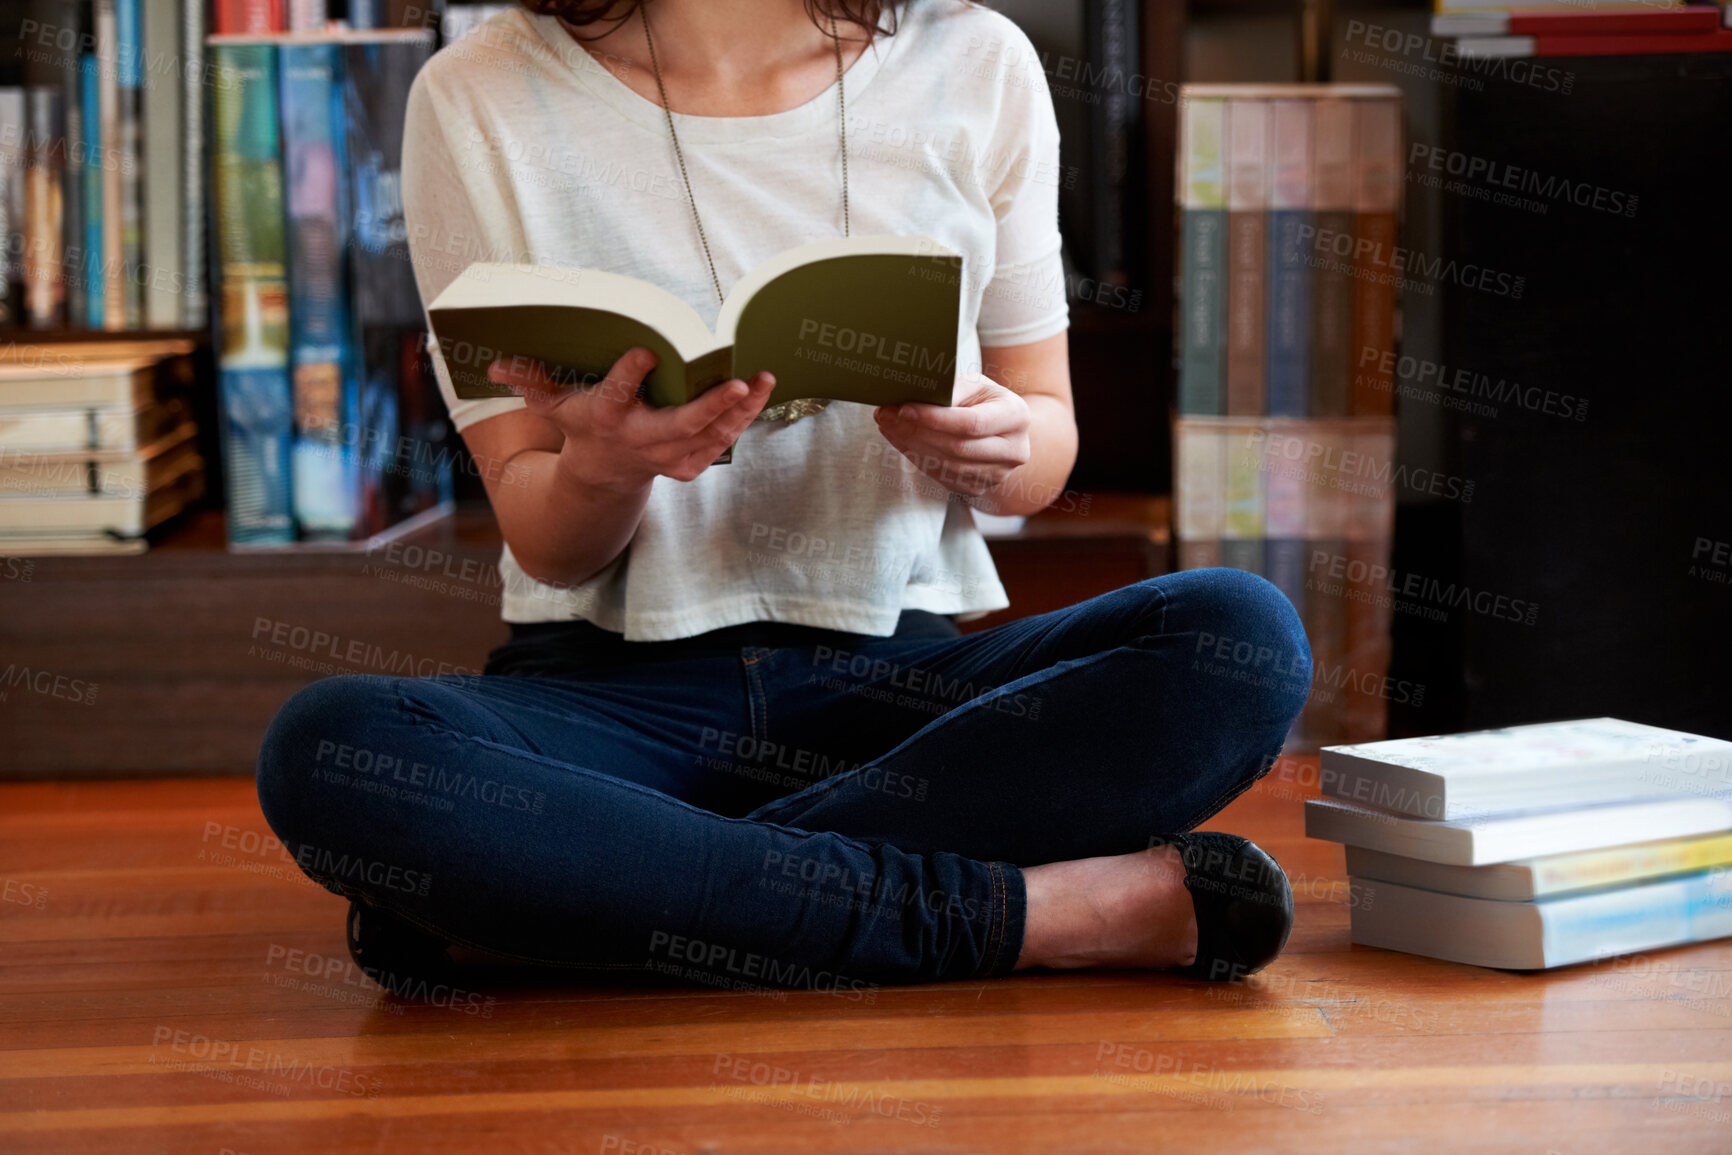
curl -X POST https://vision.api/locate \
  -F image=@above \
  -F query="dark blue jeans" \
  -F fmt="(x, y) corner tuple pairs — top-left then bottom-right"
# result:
(256, 568), (1311, 990)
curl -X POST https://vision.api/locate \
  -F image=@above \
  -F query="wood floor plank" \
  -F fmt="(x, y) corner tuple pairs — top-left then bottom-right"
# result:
(6, 770), (1732, 1151)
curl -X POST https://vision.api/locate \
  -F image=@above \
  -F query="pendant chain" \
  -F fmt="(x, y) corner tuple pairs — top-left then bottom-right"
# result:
(640, 6), (850, 306)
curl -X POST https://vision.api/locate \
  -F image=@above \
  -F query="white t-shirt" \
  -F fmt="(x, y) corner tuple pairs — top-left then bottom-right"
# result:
(402, 0), (1070, 640)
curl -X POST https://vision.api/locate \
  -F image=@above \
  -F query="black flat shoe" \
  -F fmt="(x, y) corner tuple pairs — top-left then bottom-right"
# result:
(345, 901), (454, 998)
(1150, 831), (1293, 982)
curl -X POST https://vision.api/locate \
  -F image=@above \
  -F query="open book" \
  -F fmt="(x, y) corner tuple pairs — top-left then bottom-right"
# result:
(427, 235), (964, 422)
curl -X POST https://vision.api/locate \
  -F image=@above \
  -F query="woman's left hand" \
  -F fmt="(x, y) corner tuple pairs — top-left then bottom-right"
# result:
(874, 373), (1032, 500)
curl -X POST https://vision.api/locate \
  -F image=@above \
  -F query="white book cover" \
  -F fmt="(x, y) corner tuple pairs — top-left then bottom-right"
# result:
(1305, 792), (1732, 866)
(1225, 99), (1271, 213)
(1269, 100), (1313, 212)
(1322, 717), (1732, 819)
(1173, 419), (1225, 541)
(1345, 832), (1732, 902)
(1348, 868), (1732, 970)
(1179, 97), (1226, 210)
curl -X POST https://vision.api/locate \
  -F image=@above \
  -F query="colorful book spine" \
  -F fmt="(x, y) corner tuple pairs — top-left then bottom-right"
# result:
(95, 0), (123, 330)
(116, 0), (144, 327)
(0, 85), (22, 324)
(215, 0), (287, 35)
(1351, 99), (1401, 416)
(81, 54), (103, 329)
(344, 35), (444, 525)
(288, 0), (330, 31)
(1224, 98), (1269, 417)
(1533, 833), (1732, 896)
(212, 42), (293, 545)
(62, 0), (86, 331)
(281, 42), (357, 539)
(1262, 418), (1307, 612)
(142, 0), (183, 330)
(1265, 99), (1313, 418)
(1174, 418), (1224, 571)
(1308, 98), (1354, 419)
(1177, 96), (1226, 415)
(1220, 417), (1265, 575)
(23, 87), (65, 329)
(180, 0), (207, 329)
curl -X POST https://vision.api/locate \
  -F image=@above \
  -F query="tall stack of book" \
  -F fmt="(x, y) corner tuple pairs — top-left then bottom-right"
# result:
(209, 27), (450, 548)
(1305, 718), (1732, 969)
(1173, 84), (1404, 748)
(0, 0), (209, 332)
(0, 339), (205, 553)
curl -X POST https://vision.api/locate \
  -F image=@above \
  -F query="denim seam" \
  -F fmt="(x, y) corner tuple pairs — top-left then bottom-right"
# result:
(742, 648), (770, 746)
(982, 860), (1008, 977)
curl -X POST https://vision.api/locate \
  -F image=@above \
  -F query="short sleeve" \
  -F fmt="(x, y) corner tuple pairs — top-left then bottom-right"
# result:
(973, 22), (1070, 348)
(401, 66), (529, 432)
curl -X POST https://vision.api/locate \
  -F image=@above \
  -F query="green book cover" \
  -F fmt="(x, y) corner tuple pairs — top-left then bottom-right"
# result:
(430, 236), (964, 420)
(211, 42), (289, 368)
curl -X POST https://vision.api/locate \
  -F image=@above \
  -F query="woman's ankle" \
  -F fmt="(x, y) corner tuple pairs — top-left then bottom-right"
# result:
(1014, 845), (1198, 971)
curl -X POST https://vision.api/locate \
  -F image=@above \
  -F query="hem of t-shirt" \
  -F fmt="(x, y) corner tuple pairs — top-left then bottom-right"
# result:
(977, 311), (1071, 348)
(502, 588), (1011, 642)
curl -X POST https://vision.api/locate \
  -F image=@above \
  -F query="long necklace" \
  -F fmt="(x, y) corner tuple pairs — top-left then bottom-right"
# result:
(637, 6), (848, 424)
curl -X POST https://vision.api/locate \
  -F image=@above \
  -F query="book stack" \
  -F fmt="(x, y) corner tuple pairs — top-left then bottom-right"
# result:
(1173, 84), (1403, 748)
(0, 0), (211, 332)
(1430, 4), (1732, 57)
(0, 339), (204, 553)
(1305, 718), (1732, 969)
(209, 27), (450, 548)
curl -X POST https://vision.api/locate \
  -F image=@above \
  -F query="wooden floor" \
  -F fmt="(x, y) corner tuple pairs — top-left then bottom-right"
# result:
(4, 762), (1730, 1154)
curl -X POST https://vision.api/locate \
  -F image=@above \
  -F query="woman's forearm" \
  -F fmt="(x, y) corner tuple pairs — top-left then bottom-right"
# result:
(971, 392), (1078, 518)
(489, 447), (653, 590)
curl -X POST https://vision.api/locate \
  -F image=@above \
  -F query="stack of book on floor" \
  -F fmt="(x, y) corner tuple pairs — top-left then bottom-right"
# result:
(1431, 4), (1732, 57)
(0, 339), (204, 553)
(1306, 718), (1732, 969)
(1172, 84), (1403, 747)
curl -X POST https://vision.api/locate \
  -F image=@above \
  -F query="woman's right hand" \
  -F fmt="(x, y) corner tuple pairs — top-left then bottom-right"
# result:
(487, 347), (776, 493)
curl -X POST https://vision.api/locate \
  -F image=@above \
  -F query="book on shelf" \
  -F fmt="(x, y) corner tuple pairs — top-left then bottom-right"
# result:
(280, 39), (357, 539)
(1451, 29), (1732, 56)
(0, 339), (204, 553)
(1345, 831), (1732, 902)
(203, 28), (446, 549)
(1321, 717), (1732, 820)
(1079, 0), (1142, 288)
(181, 0), (208, 328)
(1176, 94), (1226, 416)
(1350, 99), (1400, 416)
(1265, 99), (1312, 420)
(116, 0), (143, 330)
(1432, 0), (1698, 10)
(0, 85), (23, 325)
(211, 40), (293, 546)
(430, 238), (966, 418)
(95, 0), (122, 330)
(341, 31), (446, 526)
(80, 51), (101, 328)
(143, 0), (184, 330)
(1348, 869), (1732, 970)
(1308, 96), (1354, 420)
(1432, 6), (1722, 37)
(216, 0), (287, 35)
(1224, 98), (1268, 418)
